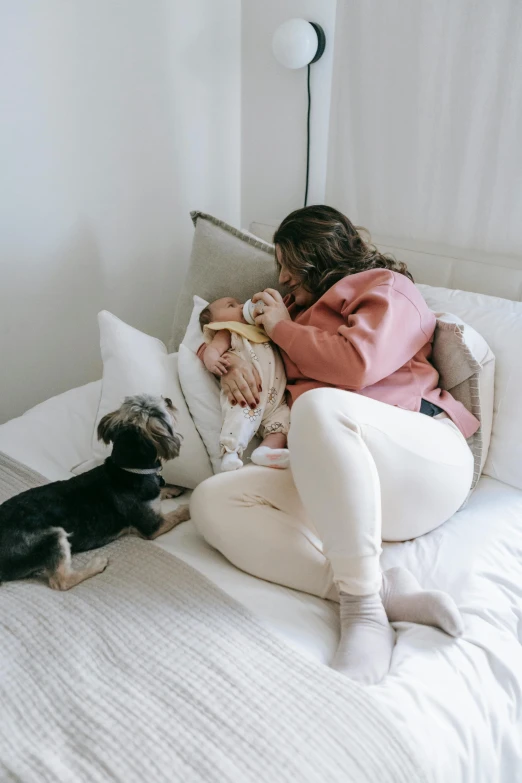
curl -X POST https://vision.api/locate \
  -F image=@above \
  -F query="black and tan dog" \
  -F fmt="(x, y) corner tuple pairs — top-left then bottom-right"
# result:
(0, 394), (190, 590)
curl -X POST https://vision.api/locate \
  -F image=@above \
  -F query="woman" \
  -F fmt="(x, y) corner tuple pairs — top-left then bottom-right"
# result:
(191, 206), (476, 684)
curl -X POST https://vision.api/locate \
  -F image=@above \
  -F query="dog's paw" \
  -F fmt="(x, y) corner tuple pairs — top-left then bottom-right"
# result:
(163, 505), (191, 527)
(89, 555), (109, 574)
(161, 484), (184, 500)
(176, 505), (191, 523)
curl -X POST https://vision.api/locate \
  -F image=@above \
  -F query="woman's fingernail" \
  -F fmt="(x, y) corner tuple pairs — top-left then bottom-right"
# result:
(258, 386), (262, 392)
(240, 402), (246, 407)
(255, 399), (260, 405)
(250, 403), (256, 409)
(231, 401), (237, 406)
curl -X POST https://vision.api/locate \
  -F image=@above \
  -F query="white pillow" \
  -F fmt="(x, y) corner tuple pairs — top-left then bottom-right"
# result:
(178, 344), (223, 473)
(419, 285), (522, 491)
(178, 296), (260, 473)
(90, 311), (212, 489)
(183, 295), (211, 353)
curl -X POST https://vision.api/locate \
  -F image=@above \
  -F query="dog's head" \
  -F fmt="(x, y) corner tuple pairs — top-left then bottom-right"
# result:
(97, 394), (182, 462)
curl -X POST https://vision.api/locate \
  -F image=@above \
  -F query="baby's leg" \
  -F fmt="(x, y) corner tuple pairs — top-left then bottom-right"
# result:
(261, 432), (287, 449)
(252, 402), (290, 470)
(219, 390), (261, 472)
(251, 442), (289, 469)
(221, 451), (244, 472)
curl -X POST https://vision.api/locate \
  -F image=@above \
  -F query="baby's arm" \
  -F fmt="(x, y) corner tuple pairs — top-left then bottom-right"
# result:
(202, 330), (232, 376)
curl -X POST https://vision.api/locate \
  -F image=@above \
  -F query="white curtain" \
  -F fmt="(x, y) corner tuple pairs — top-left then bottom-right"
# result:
(326, 0), (522, 256)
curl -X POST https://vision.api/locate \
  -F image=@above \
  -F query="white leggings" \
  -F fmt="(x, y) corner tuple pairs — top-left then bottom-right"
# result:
(190, 389), (474, 598)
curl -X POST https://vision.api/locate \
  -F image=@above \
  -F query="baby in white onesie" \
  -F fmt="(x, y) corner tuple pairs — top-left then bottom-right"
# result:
(199, 297), (291, 472)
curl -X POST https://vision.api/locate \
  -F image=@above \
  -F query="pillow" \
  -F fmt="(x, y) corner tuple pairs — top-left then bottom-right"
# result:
(183, 295), (211, 353)
(178, 297), (222, 473)
(170, 211), (278, 351)
(88, 311), (212, 489)
(419, 285), (522, 490)
(432, 313), (495, 492)
(177, 296), (260, 473)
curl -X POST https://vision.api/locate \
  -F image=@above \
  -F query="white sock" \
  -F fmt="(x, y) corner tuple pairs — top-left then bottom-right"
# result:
(331, 592), (395, 685)
(251, 446), (290, 469)
(221, 452), (243, 472)
(381, 567), (463, 637)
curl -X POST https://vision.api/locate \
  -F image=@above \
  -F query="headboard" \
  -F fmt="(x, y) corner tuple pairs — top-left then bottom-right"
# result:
(250, 220), (522, 302)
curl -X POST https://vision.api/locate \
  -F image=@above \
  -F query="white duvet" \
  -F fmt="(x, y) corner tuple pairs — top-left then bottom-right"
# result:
(160, 479), (522, 783)
(1, 382), (521, 783)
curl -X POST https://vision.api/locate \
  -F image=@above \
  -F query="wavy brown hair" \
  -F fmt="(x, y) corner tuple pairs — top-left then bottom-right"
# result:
(273, 205), (412, 298)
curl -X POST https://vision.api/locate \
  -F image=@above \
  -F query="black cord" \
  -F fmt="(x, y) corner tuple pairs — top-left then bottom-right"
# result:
(304, 63), (311, 208)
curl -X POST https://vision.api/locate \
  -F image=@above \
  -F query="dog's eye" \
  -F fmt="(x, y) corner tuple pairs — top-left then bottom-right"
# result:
(164, 397), (173, 408)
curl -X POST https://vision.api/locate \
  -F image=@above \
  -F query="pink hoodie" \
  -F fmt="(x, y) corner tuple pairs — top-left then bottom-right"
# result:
(272, 269), (479, 439)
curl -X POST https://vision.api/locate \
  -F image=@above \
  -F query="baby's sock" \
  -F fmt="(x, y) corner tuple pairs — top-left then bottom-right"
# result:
(381, 567), (463, 637)
(251, 446), (290, 470)
(221, 452), (243, 472)
(331, 592), (395, 684)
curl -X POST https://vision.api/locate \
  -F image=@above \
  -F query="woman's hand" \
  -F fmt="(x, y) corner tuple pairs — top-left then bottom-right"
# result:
(221, 353), (262, 409)
(252, 289), (291, 337)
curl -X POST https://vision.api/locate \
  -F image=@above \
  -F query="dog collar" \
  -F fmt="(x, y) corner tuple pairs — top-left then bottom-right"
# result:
(119, 466), (161, 476)
(110, 459), (164, 485)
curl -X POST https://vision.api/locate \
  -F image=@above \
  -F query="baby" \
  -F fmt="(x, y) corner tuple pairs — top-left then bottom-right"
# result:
(198, 297), (290, 472)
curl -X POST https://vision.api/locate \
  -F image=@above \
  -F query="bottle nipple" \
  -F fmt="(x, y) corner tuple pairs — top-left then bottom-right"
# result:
(243, 299), (257, 325)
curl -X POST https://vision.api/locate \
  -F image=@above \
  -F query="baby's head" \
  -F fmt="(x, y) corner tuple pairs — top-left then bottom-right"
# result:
(199, 297), (245, 328)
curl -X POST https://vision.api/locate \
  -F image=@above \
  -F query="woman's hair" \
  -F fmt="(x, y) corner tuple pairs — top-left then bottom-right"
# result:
(273, 205), (412, 298)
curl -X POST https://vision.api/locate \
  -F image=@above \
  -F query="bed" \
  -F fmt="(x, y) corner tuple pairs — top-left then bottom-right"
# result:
(1, 217), (522, 782)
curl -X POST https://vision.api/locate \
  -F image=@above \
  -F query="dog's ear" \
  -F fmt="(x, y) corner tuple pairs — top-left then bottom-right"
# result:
(146, 417), (182, 461)
(97, 410), (120, 445)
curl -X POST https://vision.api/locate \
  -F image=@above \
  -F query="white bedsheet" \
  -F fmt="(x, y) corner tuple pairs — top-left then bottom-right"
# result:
(159, 479), (522, 783)
(1, 384), (521, 782)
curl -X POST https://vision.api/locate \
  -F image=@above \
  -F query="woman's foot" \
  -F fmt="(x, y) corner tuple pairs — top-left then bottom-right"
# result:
(331, 592), (395, 684)
(381, 567), (463, 637)
(221, 452), (243, 472)
(251, 446), (290, 469)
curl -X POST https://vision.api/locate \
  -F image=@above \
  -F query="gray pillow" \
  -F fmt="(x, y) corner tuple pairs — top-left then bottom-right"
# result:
(170, 212), (278, 350)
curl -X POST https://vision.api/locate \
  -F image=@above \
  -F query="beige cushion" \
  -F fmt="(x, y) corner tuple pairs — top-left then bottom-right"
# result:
(432, 313), (495, 492)
(170, 212), (277, 350)
(420, 284), (522, 490)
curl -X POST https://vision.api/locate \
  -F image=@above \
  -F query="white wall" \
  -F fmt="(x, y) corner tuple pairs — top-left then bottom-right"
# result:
(326, 0), (522, 257)
(241, 0), (337, 230)
(0, 0), (240, 423)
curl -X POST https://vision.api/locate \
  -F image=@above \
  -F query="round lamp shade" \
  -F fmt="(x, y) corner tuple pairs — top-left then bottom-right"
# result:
(272, 19), (321, 69)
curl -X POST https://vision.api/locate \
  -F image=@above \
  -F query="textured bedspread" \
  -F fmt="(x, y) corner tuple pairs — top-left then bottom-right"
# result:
(0, 453), (427, 783)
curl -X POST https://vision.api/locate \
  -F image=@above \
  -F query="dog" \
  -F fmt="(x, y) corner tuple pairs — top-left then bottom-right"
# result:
(0, 394), (190, 590)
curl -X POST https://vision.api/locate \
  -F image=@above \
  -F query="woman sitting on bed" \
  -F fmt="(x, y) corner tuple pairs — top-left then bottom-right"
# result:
(191, 205), (478, 685)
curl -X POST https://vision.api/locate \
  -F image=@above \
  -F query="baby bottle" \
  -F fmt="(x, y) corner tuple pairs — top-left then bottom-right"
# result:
(243, 299), (257, 325)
